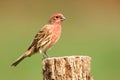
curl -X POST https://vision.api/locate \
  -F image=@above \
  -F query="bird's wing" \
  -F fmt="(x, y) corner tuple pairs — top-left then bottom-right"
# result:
(27, 25), (51, 51)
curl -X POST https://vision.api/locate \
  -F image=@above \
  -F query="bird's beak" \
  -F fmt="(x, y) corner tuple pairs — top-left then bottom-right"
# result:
(61, 16), (66, 21)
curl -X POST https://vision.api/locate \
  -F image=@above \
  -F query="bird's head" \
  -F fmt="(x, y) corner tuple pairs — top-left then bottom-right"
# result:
(48, 13), (65, 24)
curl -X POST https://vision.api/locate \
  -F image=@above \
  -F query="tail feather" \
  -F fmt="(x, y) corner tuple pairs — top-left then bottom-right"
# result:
(11, 50), (33, 67)
(11, 54), (26, 67)
(11, 47), (34, 67)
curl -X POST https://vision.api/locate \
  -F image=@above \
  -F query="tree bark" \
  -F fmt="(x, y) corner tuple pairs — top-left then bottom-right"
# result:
(42, 56), (93, 80)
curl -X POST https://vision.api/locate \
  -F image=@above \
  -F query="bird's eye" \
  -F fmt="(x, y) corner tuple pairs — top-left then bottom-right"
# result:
(55, 16), (59, 19)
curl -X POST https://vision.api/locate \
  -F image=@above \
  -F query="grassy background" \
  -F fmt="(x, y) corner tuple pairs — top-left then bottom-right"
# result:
(1, 0), (120, 80)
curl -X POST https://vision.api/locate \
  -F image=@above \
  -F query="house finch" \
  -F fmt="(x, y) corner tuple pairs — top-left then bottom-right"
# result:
(11, 13), (65, 67)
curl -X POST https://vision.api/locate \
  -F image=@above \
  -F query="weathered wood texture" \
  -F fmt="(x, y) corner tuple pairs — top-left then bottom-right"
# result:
(42, 56), (93, 80)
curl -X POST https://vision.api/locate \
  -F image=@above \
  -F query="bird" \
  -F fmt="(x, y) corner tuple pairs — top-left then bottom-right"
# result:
(11, 13), (65, 67)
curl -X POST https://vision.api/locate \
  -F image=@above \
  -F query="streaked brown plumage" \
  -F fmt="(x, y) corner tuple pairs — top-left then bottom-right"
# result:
(11, 13), (65, 67)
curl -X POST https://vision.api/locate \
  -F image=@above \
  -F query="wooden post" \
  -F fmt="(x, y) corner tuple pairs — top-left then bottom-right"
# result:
(42, 56), (93, 80)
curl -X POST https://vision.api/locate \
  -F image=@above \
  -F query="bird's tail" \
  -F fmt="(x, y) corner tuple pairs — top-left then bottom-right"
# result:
(11, 54), (26, 67)
(11, 50), (32, 67)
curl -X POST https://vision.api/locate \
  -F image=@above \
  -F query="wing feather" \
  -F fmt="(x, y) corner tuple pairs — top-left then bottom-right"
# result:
(27, 25), (52, 51)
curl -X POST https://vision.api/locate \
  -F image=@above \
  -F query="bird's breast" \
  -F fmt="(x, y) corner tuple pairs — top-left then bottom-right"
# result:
(51, 25), (61, 44)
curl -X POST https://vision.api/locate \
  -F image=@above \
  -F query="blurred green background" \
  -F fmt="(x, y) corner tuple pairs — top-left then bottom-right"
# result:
(1, 0), (120, 80)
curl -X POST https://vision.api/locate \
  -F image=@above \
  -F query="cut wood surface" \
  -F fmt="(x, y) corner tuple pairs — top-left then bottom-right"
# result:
(42, 56), (93, 80)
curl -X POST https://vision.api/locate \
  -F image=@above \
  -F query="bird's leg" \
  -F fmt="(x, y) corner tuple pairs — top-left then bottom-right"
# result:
(42, 52), (49, 59)
(42, 54), (46, 59)
(44, 52), (49, 58)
